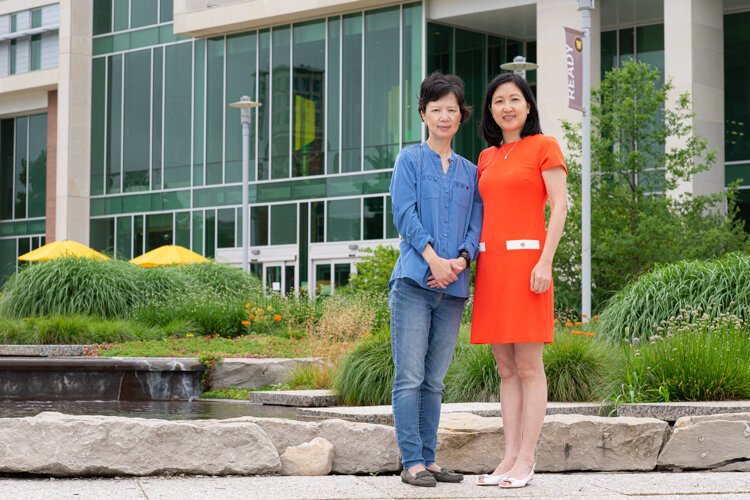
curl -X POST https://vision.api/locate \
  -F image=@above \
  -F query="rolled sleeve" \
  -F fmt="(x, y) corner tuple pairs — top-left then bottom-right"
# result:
(389, 150), (434, 253)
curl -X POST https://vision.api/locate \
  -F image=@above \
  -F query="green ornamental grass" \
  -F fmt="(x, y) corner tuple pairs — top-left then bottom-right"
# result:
(333, 332), (394, 406)
(599, 252), (750, 343)
(0, 315), (165, 345)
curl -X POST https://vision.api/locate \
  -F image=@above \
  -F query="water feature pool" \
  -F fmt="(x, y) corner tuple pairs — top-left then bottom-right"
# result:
(0, 400), (300, 420)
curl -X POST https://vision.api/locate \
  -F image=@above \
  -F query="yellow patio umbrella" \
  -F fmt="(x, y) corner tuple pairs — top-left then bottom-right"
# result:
(129, 245), (209, 268)
(18, 239), (110, 262)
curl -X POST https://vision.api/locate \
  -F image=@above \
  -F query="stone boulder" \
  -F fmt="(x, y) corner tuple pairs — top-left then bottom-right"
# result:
(657, 412), (750, 470)
(280, 437), (334, 476)
(223, 417), (400, 474)
(212, 358), (325, 389)
(433, 413), (668, 473)
(0, 412), (280, 476)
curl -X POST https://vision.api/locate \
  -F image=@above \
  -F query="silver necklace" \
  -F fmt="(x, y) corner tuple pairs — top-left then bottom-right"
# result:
(501, 141), (519, 160)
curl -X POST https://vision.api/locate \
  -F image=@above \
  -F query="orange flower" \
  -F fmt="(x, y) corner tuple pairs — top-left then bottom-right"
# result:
(592, 315), (599, 319)
(581, 313), (588, 318)
(574, 321), (582, 326)
(250, 314), (256, 320)
(565, 321), (573, 327)
(241, 320), (250, 326)
(245, 303), (252, 308)
(273, 314), (282, 321)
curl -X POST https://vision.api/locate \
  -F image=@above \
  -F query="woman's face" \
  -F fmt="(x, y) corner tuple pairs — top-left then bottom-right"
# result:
(490, 82), (530, 139)
(421, 93), (461, 142)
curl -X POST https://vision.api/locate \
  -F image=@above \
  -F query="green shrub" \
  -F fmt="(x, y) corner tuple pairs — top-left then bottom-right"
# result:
(134, 265), (200, 306)
(347, 245), (399, 295)
(608, 313), (750, 403)
(444, 343), (499, 403)
(0, 315), (164, 344)
(599, 252), (750, 343)
(132, 295), (247, 337)
(174, 262), (263, 299)
(285, 362), (334, 390)
(334, 332), (393, 406)
(280, 290), (324, 331)
(0, 257), (141, 318)
(544, 331), (614, 402)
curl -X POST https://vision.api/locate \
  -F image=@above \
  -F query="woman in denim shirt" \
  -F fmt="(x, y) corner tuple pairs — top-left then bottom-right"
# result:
(388, 72), (483, 487)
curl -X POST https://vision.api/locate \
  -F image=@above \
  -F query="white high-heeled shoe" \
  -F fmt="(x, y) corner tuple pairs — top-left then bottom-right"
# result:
(499, 463), (535, 488)
(476, 472), (508, 486)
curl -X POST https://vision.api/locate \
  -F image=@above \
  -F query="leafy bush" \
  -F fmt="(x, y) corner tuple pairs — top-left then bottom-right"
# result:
(132, 295), (247, 338)
(608, 313), (750, 402)
(347, 245), (399, 295)
(280, 290), (324, 332)
(333, 332), (393, 406)
(0, 257), (141, 318)
(599, 252), (750, 343)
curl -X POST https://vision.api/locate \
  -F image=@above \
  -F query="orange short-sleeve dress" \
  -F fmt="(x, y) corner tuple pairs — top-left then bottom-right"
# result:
(470, 134), (567, 344)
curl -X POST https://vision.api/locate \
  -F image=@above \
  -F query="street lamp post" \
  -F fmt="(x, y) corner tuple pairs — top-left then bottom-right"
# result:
(578, 0), (594, 322)
(229, 96), (262, 273)
(500, 55), (538, 80)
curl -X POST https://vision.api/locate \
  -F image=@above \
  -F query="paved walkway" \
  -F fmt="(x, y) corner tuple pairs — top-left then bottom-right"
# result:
(1, 472), (749, 499)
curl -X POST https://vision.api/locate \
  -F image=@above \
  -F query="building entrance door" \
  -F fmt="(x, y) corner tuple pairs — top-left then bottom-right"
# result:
(312, 260), (355, 297)
(262, 261), (296, 296)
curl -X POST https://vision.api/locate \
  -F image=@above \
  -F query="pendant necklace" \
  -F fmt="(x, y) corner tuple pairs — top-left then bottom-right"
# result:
(501, 140), (519, 160)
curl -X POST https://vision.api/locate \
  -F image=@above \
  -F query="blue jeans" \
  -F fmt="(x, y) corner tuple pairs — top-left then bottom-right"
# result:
(389, 278), (465, 469)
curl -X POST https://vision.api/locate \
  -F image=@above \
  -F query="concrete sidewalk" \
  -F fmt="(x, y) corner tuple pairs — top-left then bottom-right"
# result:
(1, 472), (749, 499)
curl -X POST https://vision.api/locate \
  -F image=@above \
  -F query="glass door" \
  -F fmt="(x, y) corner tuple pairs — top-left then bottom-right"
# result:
(312, 260), (354, 297)
(262, 261), (296, 296)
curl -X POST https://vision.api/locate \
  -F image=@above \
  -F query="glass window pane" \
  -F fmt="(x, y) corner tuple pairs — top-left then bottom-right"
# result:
(251, 205), (268, 246)
(364, 7), (400, 171)
(315, 263), (331, 296)
(601, 30), (617, 79)
(342, 14), (362, 173)
(90, 219), (115, 254)
(9, 14), (16, 33)
(9, 40), (15, 75)
(164, 42), (192, 188)
(123, 49), (151, 192)
(454, 29), (485, 161)
(298, 202), (308, 287)
(334, 263), (350, 289)
(326, 17), (340, 174)
(0, 238), (17, 286)
(146, 213), (172, 251)
(133, 215), (144, 257)
(363, 196), (383, 240)
(725, 12), (750, 162)
(31, 9), (42, 29)
(327, 198), (360, 241)
(258, 30), (271, 180)
(191, 211), (203, 254)
(175, 211), (190, 248)
(206, 37), (225, 185)
(293, 21), (325, 177)
(131, 0), (158, 29)
(226, 32), (257, 184)
(31, 35), (42, 70)
(193, 39), (205, 186)
(385, 195), (398, 238)
(619, 28), (635, 64)
(636, 24), (664, 82)
(14, 116), (27, 219)
(217, 207), (235, 248)
(113, 0), (129, 31)
(160, 0), (174, 23)
(271, 203), (296, 244)
(0, 119), (14, 220)
(116, 216), (132, 259)
(94, 1), (113, 36)
(90, 58), (105, 196)
(403, 3), (422, 145)
(272, 26), (291, 179)
(311, 200), (324, 242)
(27, 114), (46, 218)
(204, 210), (215, 258)
(107, 55), (122, 194)
(428, 23), (452, 74)
(152, 47), (163, 189)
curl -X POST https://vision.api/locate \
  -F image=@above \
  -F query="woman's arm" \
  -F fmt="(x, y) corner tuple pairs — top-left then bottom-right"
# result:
(530, 166), (567, 294)
(390, 151), (434, 254)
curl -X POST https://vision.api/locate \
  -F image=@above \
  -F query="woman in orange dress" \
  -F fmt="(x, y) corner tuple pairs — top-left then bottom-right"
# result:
(471, 73), (567, 488)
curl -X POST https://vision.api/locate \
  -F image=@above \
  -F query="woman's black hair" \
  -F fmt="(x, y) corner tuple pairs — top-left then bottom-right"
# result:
(418, 71), (473, 124)
(480, 73), (542, 146)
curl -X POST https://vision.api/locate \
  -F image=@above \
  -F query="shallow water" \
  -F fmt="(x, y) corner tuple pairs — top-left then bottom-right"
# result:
(0, 400), (299, 420)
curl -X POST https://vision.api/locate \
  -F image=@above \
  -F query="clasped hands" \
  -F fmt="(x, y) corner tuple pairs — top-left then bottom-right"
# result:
(426, 257), (467, 289)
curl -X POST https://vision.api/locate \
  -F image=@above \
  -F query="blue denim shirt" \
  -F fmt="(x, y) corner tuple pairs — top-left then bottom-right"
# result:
(388, 143), (483, 298)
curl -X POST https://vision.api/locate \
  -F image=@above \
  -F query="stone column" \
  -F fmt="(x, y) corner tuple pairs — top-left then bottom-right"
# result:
(536, 0), (600, 152)
(664, 0), (724, 198)
(46, 90), (57, 242)
(55, 0), (92, 243)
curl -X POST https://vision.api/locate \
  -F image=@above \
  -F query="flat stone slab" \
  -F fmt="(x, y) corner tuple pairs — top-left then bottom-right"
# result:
(248, 390), (339, 407)
(212, 358), (326, 390)
(298, 402), (605, 424)
(0, 344), (91, 357)
(618, 401), (750, 421)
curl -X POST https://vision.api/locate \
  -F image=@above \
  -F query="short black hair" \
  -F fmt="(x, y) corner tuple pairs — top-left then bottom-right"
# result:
(418, 71), (472, 124)
(480, 73), (542, 146)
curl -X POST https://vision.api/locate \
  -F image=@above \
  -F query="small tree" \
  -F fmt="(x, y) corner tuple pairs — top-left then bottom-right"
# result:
(556, 60), (749, 314)
(346, 245), (400, 295)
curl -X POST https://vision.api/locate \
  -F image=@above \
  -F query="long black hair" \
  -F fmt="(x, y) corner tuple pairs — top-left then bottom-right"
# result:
(480, 73), (542, 146)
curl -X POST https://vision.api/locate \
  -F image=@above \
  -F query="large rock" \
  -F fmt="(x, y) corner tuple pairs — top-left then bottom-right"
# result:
(280, 437), (334, 476)
(212, 358), (325, 389)
(433, 413), (668, 473)
(658, 412), (750, 470)
(224, 417), (400, 474)
(0, 412), (279, 476)
(537, 414), (668, 472)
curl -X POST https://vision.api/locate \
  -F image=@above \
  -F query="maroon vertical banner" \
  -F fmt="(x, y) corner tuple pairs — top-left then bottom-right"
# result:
(564, 27), (584, 111)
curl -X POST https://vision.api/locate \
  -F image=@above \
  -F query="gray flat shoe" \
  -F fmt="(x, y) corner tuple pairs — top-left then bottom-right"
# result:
(400, 469), (437, 487)
(430, 467), (463, 483)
